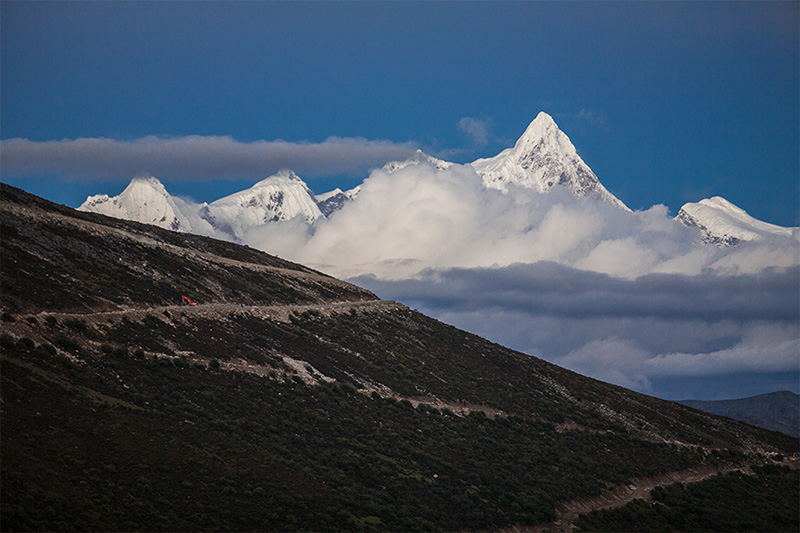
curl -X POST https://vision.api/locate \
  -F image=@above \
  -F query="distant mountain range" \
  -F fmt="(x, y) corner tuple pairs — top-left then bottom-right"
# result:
(79, 112), (798, 247)
(680, 391), (800, 439)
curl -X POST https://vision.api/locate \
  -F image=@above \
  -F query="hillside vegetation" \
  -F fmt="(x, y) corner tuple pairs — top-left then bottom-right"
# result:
(1, 183), (797, 532)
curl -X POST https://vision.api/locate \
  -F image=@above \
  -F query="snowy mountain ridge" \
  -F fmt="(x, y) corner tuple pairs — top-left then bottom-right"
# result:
(79, 169), (358, 241)
(207, 169), (323, 240)
(382, 149), (454, 174)
(677, 196), (798, 245)
(315, 186), (361, 217)
(78, 113), (794, 248)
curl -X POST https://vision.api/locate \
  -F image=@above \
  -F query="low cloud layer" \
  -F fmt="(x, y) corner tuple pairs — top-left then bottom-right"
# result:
(238, 161), (799, 400)
(352, 263), (799, 399)
(0, 136), (418, 181)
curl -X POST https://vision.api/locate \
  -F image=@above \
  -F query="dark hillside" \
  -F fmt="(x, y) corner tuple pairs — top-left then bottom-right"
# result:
(1, 183), (797, 532)
(679, 391), (800, 439)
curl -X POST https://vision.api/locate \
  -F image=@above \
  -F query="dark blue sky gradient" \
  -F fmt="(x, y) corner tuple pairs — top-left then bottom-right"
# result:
(2, 1), (797, 225)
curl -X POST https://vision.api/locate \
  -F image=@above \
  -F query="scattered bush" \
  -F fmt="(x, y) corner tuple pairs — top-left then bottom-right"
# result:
(44, 316), (58, 328)
(16, 337), (35, 352)
(1, 333), (16, 350)
(63, 318), (88, 331)
(1, 312), (15, 322)
(54, 334), (80, 352)
(143, 314), (164, 327)
(33, 343), (57, 358)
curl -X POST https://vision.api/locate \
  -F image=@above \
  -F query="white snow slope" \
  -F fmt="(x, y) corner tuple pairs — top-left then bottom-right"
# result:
(77, 173), (209, 233)
(207, 169), (323, 240)
(677, 196), (799, 245)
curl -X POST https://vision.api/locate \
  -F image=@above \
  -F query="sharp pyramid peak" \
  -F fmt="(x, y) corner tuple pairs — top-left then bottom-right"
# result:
(515, 112), (568, 148)
(532, 111), (557, 127)
(123, 173), (170, 196)
(130, 172), (163, 184)
(471, 112), (629, 209)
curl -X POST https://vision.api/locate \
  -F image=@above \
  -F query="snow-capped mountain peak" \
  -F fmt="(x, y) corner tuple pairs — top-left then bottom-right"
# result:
(382, 149), (453, 174)
(249, 168), (306, 189)
(471, 112), (628, 209)
(677, 196), (799, 245)
(78, 172), (193, 232)
(208, 169), (323, 240)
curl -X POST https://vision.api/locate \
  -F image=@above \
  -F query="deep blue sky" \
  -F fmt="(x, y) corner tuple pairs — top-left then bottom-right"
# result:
(2, 1), (798, 226)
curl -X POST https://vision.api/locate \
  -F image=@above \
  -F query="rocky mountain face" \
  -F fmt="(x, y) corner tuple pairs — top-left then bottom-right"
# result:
(315, 186), (361, 217)
(678, 196), (799, 246)
(2, 183), (797, 531)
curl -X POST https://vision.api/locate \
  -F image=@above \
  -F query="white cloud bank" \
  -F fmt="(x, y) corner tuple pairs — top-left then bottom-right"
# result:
(240, 161), (799, 400)
(0, 135), (418, 180)
(245, 161), (799, 280)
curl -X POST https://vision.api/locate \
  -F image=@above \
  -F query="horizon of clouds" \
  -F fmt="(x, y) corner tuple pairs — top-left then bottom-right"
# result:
(0, 135), (419, 181)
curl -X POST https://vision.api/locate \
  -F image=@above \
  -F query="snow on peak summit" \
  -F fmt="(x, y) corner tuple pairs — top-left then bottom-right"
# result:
(251, 168), (306, 188)
(208, 169), (323, 240)
(382, 149), (453, 174)
(78, 173), (194, 232)
(677, 196), (798, 245)
(471, 112), (628, 209)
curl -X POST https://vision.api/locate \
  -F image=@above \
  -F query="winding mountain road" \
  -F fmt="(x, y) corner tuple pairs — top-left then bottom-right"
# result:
(28, 298), (406, 325)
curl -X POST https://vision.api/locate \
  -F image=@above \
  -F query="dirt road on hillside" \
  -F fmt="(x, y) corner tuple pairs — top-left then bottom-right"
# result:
(521, 462), (770, 533)
(24, 299), (406, 325)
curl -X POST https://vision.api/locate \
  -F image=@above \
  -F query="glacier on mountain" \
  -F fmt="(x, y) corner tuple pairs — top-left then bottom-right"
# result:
(677, 196), (799, 246)
(383, 149), (454, 174)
